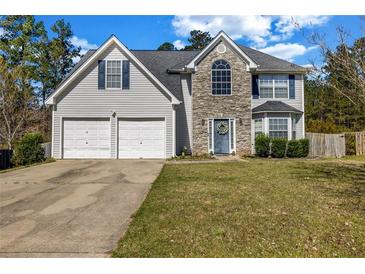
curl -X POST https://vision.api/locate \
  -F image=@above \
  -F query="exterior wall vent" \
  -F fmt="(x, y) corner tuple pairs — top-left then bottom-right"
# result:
(217, 44), (226, 54)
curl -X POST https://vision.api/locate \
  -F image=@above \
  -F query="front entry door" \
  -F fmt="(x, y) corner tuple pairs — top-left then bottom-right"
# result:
(214, 119), (230, 154)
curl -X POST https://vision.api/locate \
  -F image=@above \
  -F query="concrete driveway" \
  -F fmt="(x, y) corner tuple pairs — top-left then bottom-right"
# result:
(0, 160), (163, 257)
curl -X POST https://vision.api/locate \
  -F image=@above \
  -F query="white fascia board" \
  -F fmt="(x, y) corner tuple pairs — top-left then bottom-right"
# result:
(46, 36), (181, 105)
(186, 31), (257, 69)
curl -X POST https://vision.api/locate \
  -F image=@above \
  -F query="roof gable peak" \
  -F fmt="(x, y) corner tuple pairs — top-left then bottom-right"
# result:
(45, 35), (180, 105)
(186, 31), (257, 70)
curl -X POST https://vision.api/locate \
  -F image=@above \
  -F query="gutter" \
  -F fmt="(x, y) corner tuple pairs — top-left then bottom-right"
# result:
(252, 110), (303, 114)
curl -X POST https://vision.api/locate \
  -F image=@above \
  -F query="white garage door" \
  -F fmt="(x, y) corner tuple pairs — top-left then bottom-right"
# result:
(118, 119), (165, 159)
(63, 119), (111, 159)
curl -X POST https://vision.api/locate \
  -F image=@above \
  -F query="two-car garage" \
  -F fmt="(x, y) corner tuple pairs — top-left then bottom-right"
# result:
(62, 118), (166, 159)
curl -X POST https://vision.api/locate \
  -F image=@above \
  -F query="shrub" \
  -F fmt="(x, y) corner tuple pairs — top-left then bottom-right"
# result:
(255, 134), (271, 157)
(299, 139), (309, 157)
(12, 132), (45, 166)
(271, 138), (287, 158)
(287, 139), (309, 158)
(287, 140), (301, 158)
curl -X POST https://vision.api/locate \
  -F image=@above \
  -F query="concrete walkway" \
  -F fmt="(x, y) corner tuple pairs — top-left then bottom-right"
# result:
(0, 160), (163, 257)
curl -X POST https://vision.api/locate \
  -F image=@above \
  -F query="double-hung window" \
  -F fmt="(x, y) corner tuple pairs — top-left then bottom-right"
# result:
(259, 75), (274, 98)
(274, 75), (289, 98)
(269, 118), (288, 139)
(106, 60), (121, 88)
(254, 119), (263, 137)
(259, 75), (289, 99)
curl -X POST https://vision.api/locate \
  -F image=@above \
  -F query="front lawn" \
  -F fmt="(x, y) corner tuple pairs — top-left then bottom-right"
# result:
(113, 158), (365, 257)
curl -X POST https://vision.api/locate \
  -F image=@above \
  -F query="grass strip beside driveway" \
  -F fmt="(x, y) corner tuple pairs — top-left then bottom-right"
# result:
(113, 159), (365, 257)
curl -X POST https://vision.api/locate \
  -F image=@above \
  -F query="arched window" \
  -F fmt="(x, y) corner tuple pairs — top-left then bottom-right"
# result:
(211, 59), (231, 95)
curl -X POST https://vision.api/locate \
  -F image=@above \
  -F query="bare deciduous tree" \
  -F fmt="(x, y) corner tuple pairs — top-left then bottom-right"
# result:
(0, 57), (38, 149)
(308, 27), (365, 106)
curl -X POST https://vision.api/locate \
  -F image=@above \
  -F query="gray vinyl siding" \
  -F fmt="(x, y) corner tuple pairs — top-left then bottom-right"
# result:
(251, 74), (304, 111)
(52, 44), (173, 159)
(176, 74), (192, 154)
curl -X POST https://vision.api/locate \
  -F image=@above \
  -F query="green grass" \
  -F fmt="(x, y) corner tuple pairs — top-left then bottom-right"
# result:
(342, 154), (365, 161)
(113, 158), (365, 258)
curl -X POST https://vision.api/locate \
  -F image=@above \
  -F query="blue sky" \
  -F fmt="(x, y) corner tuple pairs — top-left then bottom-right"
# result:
(36, 15), (364, 67)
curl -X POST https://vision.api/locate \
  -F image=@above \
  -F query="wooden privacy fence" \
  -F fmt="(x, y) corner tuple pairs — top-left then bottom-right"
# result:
(355, 132), (365, 155)
(41, 142), (52, 158)
(306, 133), (346, 158)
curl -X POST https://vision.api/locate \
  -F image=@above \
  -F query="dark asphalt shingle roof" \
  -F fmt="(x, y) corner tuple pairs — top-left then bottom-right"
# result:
(56, 42), (306, 101)
(238, 45), (306, 72)
(131, 50), (199, 101)
(252, 101), (302, 113)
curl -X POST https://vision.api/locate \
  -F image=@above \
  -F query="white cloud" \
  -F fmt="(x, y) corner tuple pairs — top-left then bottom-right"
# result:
(0, 27), (4, 37)
(70, 36), (98, 55)
(301, 63), (315, 68)
(69, 36), (98, 63)
(173, 40), (186, 50)
(275, 16), (330, 40)
(172, 15), (272, 47)
(258, 43), (318, 62)
(171, 15), (331, 48)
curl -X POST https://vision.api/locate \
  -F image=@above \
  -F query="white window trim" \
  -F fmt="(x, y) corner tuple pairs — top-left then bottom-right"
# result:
(265, 117), (291, 140)
(291, 113), (298, 140)
(208, 118), (236, 154)
(208, 119), (213, 152)
(105, 59), (122, 90)
(211, 60), (233, 96)
(258, 74), (289, 100)
(229, 119), (236, 152)
(254, 118), (264, 137)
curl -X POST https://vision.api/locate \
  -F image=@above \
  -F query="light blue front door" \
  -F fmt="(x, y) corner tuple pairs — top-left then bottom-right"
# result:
(214, 119), (230, 154)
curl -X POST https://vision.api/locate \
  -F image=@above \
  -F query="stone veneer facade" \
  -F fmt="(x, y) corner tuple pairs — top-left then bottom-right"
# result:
(192, 41), (252, 156)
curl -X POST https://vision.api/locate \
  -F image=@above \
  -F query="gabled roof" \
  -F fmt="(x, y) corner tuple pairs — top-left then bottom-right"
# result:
(46, 33), (307, 105)
(45, 35), (181, 105)
(186, 31), (257, 69)
(252, 101), (303, 113)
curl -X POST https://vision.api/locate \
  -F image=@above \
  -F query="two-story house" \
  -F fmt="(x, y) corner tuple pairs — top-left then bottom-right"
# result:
(45, 31), (306, 159)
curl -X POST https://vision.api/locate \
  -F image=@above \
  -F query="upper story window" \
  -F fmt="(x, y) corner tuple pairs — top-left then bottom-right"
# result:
(106, 60), (121, 88)
(259, 75), (289, 99)
(211, 59), (231, 95)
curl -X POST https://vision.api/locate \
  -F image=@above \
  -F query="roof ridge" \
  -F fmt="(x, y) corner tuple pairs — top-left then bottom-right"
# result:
(130, 49), (200, 52)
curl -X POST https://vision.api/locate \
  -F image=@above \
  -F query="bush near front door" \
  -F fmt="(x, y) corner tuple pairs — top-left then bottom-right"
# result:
(255, 134), (309, 158)
(271, 138), (287, 158)
(255, 134), (271, 157)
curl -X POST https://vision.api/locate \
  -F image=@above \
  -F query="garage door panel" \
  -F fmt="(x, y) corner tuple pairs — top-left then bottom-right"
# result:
(63, 119), (111, 159)
(118, 119), (165, 159)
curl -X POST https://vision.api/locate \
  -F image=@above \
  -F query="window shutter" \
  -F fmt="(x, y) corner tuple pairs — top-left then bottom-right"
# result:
(252, 75), (259, 99)
(122, 60), (130, 89)
(289, 74), (295, 99)
(98, 60), (105, 90)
